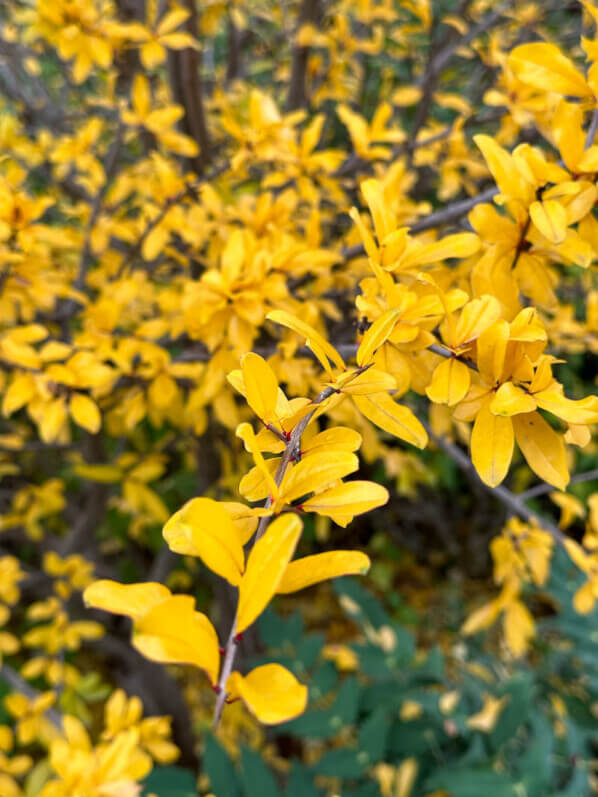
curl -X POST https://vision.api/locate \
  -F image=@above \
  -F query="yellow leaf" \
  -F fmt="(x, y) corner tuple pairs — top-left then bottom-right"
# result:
(553, 100), (585, 172)
(471, 404), (514, 487)
(83, 580), (171, 621)
(467, 695), (509, 732)
(221, 502), (259, 545)
(503, 600), (535, 656)
(239, 459), (279, 503)
(236, 422), (279, 500)
(534, 389), (598, 424)
(349, 207), (378, 261)
(396, 758), (418, 797)
(474, 135), (530, 202)
(70, 393), (101, 434)
(159, 129), (199, 157)
(73, 463), (122, 482)
(426, 358), (471, 406)
(142, 224), (169, 260)
(241, 352), (279, 425)
(302, 427), (362, 455)
(508, 42), (591, 98)
(353, 393), (428, 448)
(489, 382), (536, 416)
(228, 664), (307, 724)
(401, 232), (480, 269)
(301, 480), (389, 518)
(277, 550), (370, 593)
(334, 368), (396, 395)
(2, 373), (36, 416)
(266, 310), (345, 374)
(400, 700), (423, 721)
(565, 424), (591, 447)
(529, 199), (567, 243)
(162, 497), (244, 586)
(454, 295), (502, 346)
(131, 73), (151, 117)
(39, 397), (67, 443)
(357, 309), (401, 366)
(513, 411), (569, 490)
(236, 514), (302, 633)
(279, 450), (359, 503)
(148, 373), (178, 410)
(133, 595), (220, 684)
(573, 580), (596, 614)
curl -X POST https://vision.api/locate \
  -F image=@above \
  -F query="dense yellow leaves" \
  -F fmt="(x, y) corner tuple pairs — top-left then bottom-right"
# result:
(4, 0), (598, 754)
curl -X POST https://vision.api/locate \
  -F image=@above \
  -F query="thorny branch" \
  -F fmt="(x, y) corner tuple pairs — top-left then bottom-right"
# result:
(212, 366), (371, 729)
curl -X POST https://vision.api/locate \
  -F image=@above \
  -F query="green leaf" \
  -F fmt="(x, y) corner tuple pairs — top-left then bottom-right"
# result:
(334, 578), (390, 628)
(286, 763), (322, 797)
(204, 734), (240, 797)
(142, 766), (197, 797)
(358, 707), (390, 765)
(240, 746), (280, 797)
(331, 677), (362, 725)
(424, 768), (516, 797)
(490, 674), (535, 749)
(311, 749), (366, 779)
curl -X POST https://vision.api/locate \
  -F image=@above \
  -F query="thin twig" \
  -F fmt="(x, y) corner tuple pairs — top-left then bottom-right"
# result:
(341, 186), (498, 262)
(212, 366), (371, 729)
(519, 469), (598, 501)
(585, 108), (598, 149)
(1, 665), (63, 729)
(425, 423), (565, 542)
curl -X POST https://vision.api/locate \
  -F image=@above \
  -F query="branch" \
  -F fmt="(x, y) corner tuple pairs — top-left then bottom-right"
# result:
(409, 3), (511, 148)
(519, 469), (598, 501)
(585, 107), (598, 148)
(341, 186), (498, 262)
(226, 15), (243, 83)
(167, 0), (211, 174)
(424, 423), (565, 542)
(287, 0), (321, 110)
(76, 119), (124, 293)
(1, 665), (63, 729)
(211, 369), (370, 730)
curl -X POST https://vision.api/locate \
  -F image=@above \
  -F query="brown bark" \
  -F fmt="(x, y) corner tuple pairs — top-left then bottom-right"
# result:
(167, 0), (211, 174)
(287, 0), (321, 111)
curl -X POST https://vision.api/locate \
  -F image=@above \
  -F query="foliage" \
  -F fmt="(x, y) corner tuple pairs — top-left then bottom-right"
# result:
(0, 0), (597, 794)
(198, 566), (598, 797)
